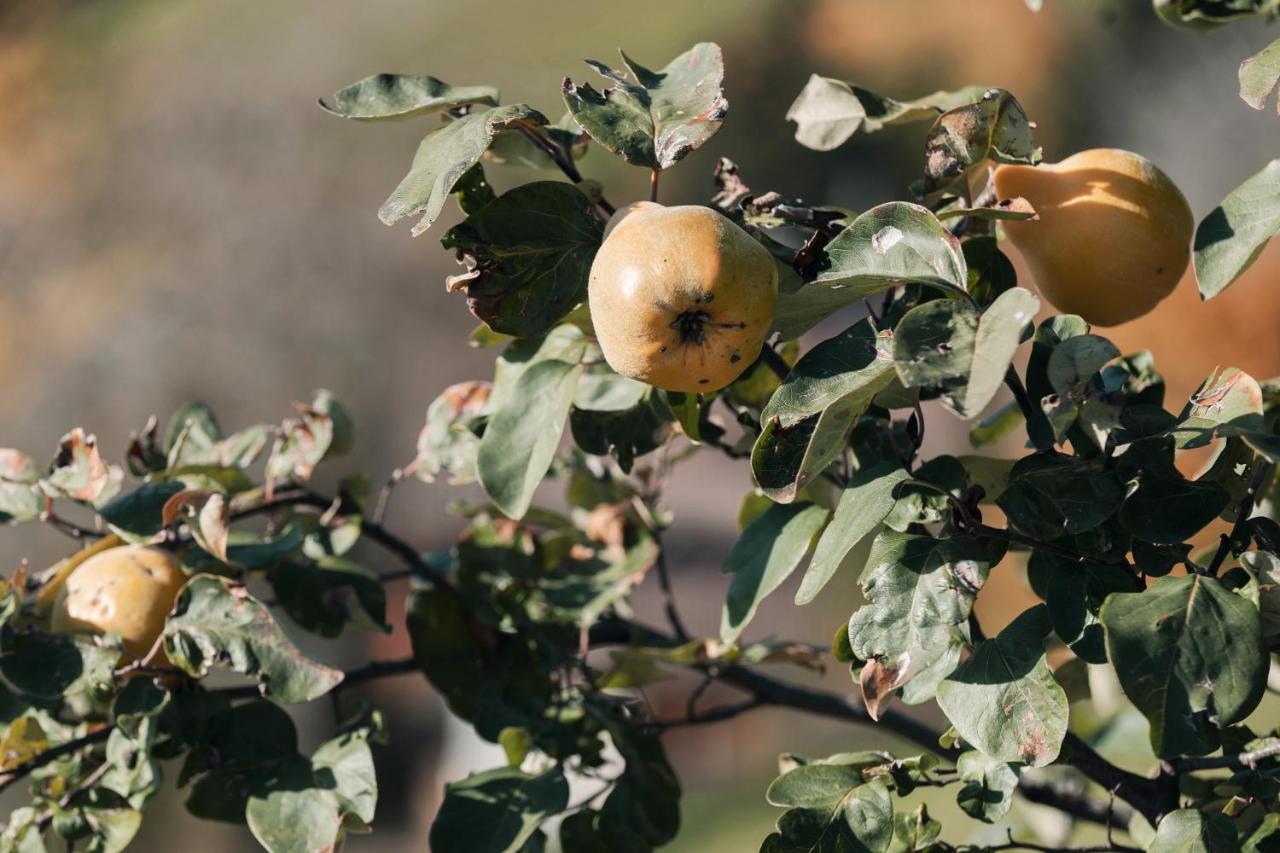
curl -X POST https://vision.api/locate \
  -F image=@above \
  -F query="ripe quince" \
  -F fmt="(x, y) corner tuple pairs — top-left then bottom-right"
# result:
(51, 544), (187, 662)
(588, 203), (778, 393)
(994, 148), (1193, 326)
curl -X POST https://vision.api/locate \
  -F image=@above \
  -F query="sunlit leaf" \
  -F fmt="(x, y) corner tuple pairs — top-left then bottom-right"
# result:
(786, 75), (986, 152)
(563, 43), (726, 169)
(163, 575), (344, 704)
(1194, 159), (1280, 300)
(380, 104), (549, 235)
(319, 74), (498, 120)
(936, 605), (1067, 767)
(721, 502), (829, 644)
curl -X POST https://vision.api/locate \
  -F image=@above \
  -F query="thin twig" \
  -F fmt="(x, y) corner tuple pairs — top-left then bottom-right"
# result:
(214, 656), (420, 702)
(1179, 738), (1280, 771)
(372, 466), (408, 526)
(39, 498), (101, 541)
(652, 537), (690, 642)
(1003, 367), (1055, 453)
(514, 124), (615, 215)
(644, 697), (766, 731)
(0, 728), (112, 795)
(589, 617), (1142, 829)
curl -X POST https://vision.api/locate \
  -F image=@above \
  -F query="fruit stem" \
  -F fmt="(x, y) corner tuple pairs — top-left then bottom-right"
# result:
(650, 166), (660, 203)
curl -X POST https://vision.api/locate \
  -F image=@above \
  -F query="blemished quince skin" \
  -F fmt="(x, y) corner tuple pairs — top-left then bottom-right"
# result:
(51, 544), (188, 662)
(994, 148), (1194, 327)
(588, 202), (779, 393)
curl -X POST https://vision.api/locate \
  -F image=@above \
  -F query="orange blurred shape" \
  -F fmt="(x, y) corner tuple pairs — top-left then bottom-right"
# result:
(802, 0), (1068, 113)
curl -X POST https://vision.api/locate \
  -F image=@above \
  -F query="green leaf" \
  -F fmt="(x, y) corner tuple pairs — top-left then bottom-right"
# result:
(54, 789), (141, 853)
(319, 74), (498, 120)
(752, 320), (897, 502)
(163, 575), (344, 703)
(1244, 813), (1280, 853)
(429, 766), (569, 853)
(380, 104), (548, 235)
(848, 532), (1005, 707)
(936, 605), (1068, 767)
(892, 287), (1036, 418)
(1101, 574), (1267, 758)
(562, 42), (726, 169)
(165, 401), (222, 456)
(955, 750), (1020, 823)
(1242, 551), (1280, 647)
(1119, 467), (1232, 545)
(785, 75), (987, 151)
(800, 463), (910, 605)
(477, 359), (583, 519)
(268, 557), (389, 638)
(997, 453), (1124, 540)
(765, 769), (894, 853)
(887, 804), (942, 853)
(0, 629), (117, 700)
(312, 726), (378, 825)
(721, 502), (830, 644)
(0, 450), (40, 524)
(1194, 159), (1280, 300)
(441, 181), (603, 338)
(245, 759), (343, 853)
(413, 380), (491, 485)
(812, 203), (967, 298)
(97, 482), (185, 541)
(570, 385), (672, 473)
(921, 88), (1040, 194)
(1027, 550), (1136, 664)
(0, 806), (46, 852)
(1147, 809), (1240, 852)
(1240, 38), (1280, 112)
(598, 717), (681, 848)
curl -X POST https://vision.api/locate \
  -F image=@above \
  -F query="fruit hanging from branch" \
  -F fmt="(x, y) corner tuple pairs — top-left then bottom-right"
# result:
(994, 147), (1194, 326)
(50, 544), (187, 662)
(588, 202), (778, 393)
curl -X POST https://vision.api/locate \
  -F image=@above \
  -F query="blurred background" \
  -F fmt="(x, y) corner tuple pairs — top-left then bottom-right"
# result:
(1, 0), (1278, 849)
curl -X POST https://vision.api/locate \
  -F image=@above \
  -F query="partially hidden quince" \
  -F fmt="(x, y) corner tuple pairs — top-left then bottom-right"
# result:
(994, 148), (1194, 326)
(51, 544), (188, 662)
(588, 202), (778, 393)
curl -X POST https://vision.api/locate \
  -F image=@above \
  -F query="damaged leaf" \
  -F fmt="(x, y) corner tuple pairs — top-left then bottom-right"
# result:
(380, 104), (549, 235)
(562, 42), (727, 169)
(922, 88), (1040, 194)
(848, 531), (1006, 709)
(936, 605), (1067, 767)
(319, 74), (499, 120)
(786, 75), (987, 152)
(441, 181), (603, 338)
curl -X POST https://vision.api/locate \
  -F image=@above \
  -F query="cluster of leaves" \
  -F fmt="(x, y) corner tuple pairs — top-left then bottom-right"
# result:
(4, 6), (1280, 851)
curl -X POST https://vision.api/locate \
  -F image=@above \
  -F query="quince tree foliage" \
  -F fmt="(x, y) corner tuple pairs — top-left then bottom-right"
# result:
(5, 3), (1280, 851)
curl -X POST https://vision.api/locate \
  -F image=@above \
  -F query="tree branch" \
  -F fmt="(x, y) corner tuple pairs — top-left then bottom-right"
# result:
(1206, 459), (1275, 576)
(0, 727), (112, 796)
(589, 618), (1135, 829)
(1178, 737), (1280, 771)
